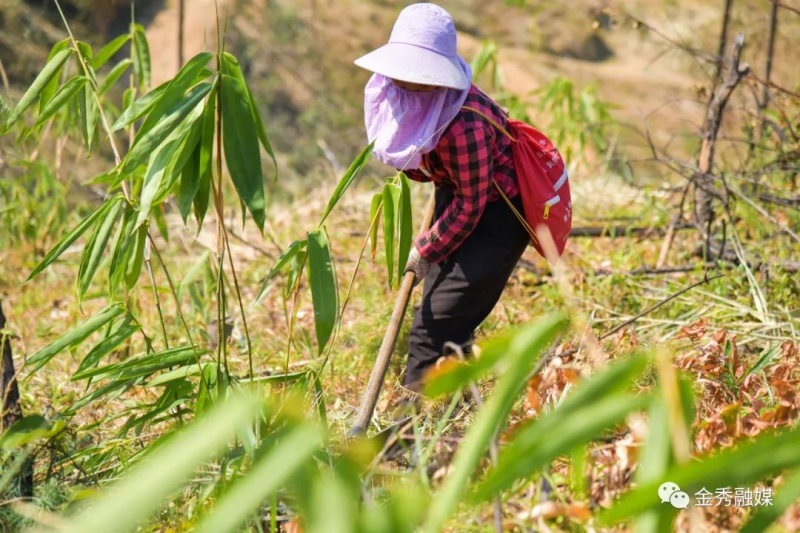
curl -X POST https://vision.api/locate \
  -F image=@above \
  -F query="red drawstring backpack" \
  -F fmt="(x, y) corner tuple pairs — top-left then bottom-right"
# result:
(463, 106), (572, 260)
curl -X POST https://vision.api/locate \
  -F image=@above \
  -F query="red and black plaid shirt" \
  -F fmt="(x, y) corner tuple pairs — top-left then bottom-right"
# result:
(405, 85), (518, 262)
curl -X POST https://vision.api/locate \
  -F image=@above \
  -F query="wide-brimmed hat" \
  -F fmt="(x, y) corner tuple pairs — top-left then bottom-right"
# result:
(354, 3), (470, 91)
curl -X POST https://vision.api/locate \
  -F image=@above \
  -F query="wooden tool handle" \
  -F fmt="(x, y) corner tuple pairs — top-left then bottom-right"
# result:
(349, 191), (436, 436)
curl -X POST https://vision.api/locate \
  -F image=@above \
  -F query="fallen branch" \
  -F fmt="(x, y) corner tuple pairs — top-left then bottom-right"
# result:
(518, 259), (800, 278)
(569, 224), (694, 238)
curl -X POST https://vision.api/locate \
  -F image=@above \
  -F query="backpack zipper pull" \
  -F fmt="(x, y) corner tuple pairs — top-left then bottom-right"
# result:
(543, 203), (551, 219)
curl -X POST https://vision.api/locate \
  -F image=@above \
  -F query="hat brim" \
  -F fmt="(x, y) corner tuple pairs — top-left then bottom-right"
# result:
(354, 42), (470, 90)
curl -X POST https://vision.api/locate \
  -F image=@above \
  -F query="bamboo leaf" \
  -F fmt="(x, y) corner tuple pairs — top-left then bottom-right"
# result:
(77, 197), (125, 303)
(307, 229), (338, 354)
(92, 34), (130, 69)
(136, 52), (213, 141)
(125, 225), (147, 288)
(369, 193), (382, 260)
(73, 345), (205, 381)
(194, 424), (320, 533)
(474, 391), (650, 500)
(111, 81), (168, 131)
(99, 58), (132, 95)
(146, 364), (206, 387)
(38, 39), (70, 114)
(25, 199), (118, 283)
(220, 52), (277, 181)
(193, 79), (217, 227)
(132, 24), (151, 90)
(108, 206), (136, 296)
(318, 142), (374, 226)
(253, 239), (308, 307)
(178, 140), (202, 223)
(221, 71), (266, 231)
(136, 102), (203, 226)
(119, 82), (211, 178)
(284, 250), (307, 302)
(740, 466), (800, 533)
(0, 415), (65, 451)
(34, 76), (89, 129)
(397, 173), (413, 283)
(4, 48), (72, 130)
(423, 313), (570, 533)
(64, 378), (137, 416)
(75, 41), (97, 88)
(75, 322), (140, 378)
(635, 392), (679, 532)
(79, 84), (98, 151)
(25, 303), (126, 373)
(382, 184), (396, 287)
(601, 424), (800, 524)
(60, 393), (264, 533)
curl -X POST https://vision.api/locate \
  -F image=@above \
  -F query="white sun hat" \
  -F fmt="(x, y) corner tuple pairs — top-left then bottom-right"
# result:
(354, 3), (471, 90)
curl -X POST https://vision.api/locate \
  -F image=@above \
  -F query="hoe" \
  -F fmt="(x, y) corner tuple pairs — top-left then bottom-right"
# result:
(349, 192), (436, 437)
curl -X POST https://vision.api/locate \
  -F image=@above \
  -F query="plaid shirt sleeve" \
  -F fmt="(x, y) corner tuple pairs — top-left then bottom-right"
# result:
(415, 124), (494, 262)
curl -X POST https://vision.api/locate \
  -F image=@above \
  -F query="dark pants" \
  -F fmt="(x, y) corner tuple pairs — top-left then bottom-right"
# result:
(405, 186), (529, 389)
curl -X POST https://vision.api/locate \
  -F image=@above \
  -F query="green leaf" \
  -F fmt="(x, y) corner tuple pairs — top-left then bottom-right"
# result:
(740, 466), (800, 533)
(423, 313), (570, 533)
(194, 424), (320, 533)
(111, 81), (168, 132)
(132, 24), (151, 90)
(73, 345), (206, 381)
(194, 79), (217, 227)
(99, 58), (132, 95)
(74, 322), (140, 379)
(34, 75), (89, 129)
(135, 52), (213, 141)
(38, 39), (70, 115)
(382, 184), (396, 286)
(92, 34), (130, 69)
(474, 390), (649, 500)
(369, 193), (382, 260)
(77, 197), (125, 302)
(307, 229), (339, 354)
(283, 250), (307, 302)
(108, 207), (135, 295)
(635, 392), (679, 533)
(742, 344), (781, 381)
(60, 393), (264, 533)
(25, 303), (126, 373)
(601, 424), (800, 524)
(0, 415), (65, 450)
(220, 52), (277, 181)
(397, 173), (413, 283)
(125, 225), (147, 288)
(25, 199), (117, 283)
(119, 82), (211, 178)
(146, 364), (206, 387)
(137, 102), (204, 225)
(221, 71), (266, 231)
(4, 48), (72, 130)
(79, 84), (98, 151)
(319, 142), (374, 226)
(178, 139), (202, 223)
(64, 378), (137, 415)
(253, 239), (308, 307)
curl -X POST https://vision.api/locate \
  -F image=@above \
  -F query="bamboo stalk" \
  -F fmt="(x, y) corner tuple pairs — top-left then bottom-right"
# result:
(349, 192), (436, 437)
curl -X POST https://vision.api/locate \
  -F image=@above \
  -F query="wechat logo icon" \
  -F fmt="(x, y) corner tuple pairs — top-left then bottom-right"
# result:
(659, 482), (690, 509)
